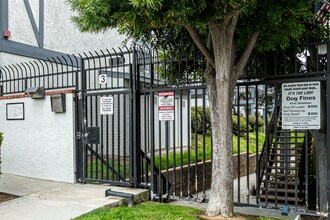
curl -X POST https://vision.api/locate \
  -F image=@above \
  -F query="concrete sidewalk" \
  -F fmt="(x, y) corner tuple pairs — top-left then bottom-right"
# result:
(0, 173), (149, 220)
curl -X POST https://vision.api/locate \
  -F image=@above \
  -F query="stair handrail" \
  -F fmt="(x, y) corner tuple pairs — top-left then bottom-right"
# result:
(258, 102), (281, 190)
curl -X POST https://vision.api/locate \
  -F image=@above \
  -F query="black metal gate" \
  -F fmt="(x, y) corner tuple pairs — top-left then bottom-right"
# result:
(75, 49), (139, 186)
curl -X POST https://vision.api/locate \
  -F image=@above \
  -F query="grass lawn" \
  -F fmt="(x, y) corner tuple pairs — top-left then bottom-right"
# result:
(87, 132), (267, 178)
(74, 202), (282, 220)
(155, 132), (265, 171)
(87, 159), (129, 180)
(87, 130), (306, 179)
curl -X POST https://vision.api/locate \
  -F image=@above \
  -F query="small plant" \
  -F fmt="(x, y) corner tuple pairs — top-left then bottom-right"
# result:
(232, 115), (252, 135)
(250, 183), (257, 196)
(190, 106), (211, 134)
(248, 115), (265, 132)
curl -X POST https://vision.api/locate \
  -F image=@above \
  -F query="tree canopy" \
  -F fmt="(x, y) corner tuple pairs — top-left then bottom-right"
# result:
(69, 0), (315, 52)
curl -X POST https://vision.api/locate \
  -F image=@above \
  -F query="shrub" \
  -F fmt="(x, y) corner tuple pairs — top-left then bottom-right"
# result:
(190, 106), (211, 134)
(248, 115), (265, 132)
(232, 115), (252, 135)
(0, 132), (3, 178)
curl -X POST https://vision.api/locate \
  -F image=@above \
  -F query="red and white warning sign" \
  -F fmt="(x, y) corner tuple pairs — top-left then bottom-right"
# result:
(158, 91), (175, 121)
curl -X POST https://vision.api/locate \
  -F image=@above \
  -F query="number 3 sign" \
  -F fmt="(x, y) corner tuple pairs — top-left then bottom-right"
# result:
(99, 74), (107, 84)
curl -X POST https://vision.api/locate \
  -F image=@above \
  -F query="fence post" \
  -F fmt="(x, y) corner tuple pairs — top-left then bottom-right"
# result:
(132, 47), (141, 188)
(326, 41), (330, 219)
(76, 57), (87, 183)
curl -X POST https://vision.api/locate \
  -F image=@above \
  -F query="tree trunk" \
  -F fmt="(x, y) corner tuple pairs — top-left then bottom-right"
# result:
(185, 13), (257, 218)
(205, 22), (236, 217)
(206, 78), (234, 217)
(310, 89), (327, 213)
(310, 130), (327, 213)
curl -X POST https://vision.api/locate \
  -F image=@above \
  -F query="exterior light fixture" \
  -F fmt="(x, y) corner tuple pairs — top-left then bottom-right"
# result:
(25, 86), (45, 99)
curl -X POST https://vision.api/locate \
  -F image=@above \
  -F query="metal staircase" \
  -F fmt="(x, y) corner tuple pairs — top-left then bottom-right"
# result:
(258, 106), (312, 205)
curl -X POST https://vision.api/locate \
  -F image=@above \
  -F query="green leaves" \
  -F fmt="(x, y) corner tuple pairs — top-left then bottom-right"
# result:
(129, 0), (163, 10)
(68, 0), (318, 57)
(237, 0), (317, 52)
(68, 0), (120, 32)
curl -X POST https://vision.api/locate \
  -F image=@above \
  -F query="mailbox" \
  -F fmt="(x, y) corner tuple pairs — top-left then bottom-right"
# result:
(50, 93), (66, 113)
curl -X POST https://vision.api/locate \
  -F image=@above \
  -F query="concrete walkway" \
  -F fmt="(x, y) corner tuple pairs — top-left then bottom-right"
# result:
(0, 173), (149, 220)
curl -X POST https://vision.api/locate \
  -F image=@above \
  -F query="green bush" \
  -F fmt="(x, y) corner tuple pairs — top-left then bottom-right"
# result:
(232, 115), (252, 135)
(0, 132), (3, 178)
(190, 106), (211, 134)
(248, 115), (265, 131)
(190, 107), (262, 135)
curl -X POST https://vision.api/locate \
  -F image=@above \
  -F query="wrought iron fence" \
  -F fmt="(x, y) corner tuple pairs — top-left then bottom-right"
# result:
(0, 43), (328, 213)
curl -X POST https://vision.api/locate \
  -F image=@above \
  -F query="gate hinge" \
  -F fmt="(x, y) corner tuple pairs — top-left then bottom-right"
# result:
(78, 92), (83, 100)
(76, 132), (82, 140)
(130, 93), (135, 101)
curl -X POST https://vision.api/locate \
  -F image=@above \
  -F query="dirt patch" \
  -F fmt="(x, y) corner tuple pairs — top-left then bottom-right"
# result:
(197, 214), (272, 220)
(300, 214), (326, 220)
(0, 192), (19, 203)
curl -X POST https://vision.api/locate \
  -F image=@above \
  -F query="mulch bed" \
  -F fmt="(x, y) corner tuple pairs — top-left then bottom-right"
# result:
(0, 192), (19, 203)
(198, 214), (274, 220)
(300, 214), (326, 220)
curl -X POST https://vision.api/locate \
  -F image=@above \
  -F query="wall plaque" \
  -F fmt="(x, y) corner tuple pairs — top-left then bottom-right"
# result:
(6, 103), (25, 120)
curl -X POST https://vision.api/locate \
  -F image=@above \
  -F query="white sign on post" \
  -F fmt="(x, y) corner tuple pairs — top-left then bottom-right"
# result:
(100, 97), (114, 115)
(282, 81), (321, 129)
(158, 91), (175, 121)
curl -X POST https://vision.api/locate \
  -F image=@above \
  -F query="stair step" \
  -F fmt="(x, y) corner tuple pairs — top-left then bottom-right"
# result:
(267, 166), (297, 170)
(268, 159), (299, 163)
(260, 187), (305, 194)
(259, 194), (304, 203)
(274, 136), (304, 139)
(272, 142), (303, 144)
(266, 173), (296, 178)
(269, 153), (298, 157)
(266, 180), (303, 186)
(276, 130), (304, 134)
(270, 145), (303, 149)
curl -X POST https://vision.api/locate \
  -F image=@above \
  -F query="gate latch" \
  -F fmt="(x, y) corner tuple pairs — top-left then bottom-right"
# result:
(76, 132), (81, 140)
(85, 127), (100, 144)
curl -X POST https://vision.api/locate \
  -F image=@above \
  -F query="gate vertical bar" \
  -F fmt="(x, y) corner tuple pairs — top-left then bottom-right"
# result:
(75, 68), (83, 181)
(129, 62), (133, 185)
(132, 47), (141, 188)
(150, 62), (155, 199)
(326, 41), (330, 219)
(78, 57), (87, 183)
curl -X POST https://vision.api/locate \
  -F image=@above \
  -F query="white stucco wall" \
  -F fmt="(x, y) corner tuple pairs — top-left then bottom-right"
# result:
(0, 52), (35, 66)
(0, 93), (75, 183)
(2, 0), (127, 65)
(140, 95), (190, 152)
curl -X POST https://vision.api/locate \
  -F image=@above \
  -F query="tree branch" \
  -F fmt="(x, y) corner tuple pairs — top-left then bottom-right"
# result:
(233, 32), (259, 79)
(206, 31), (215, 78)
(228, 11), (240, 35)
(184, 24), (215, 69)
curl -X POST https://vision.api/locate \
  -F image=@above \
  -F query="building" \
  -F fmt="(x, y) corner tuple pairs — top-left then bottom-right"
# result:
(0, 0), (126, 66)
